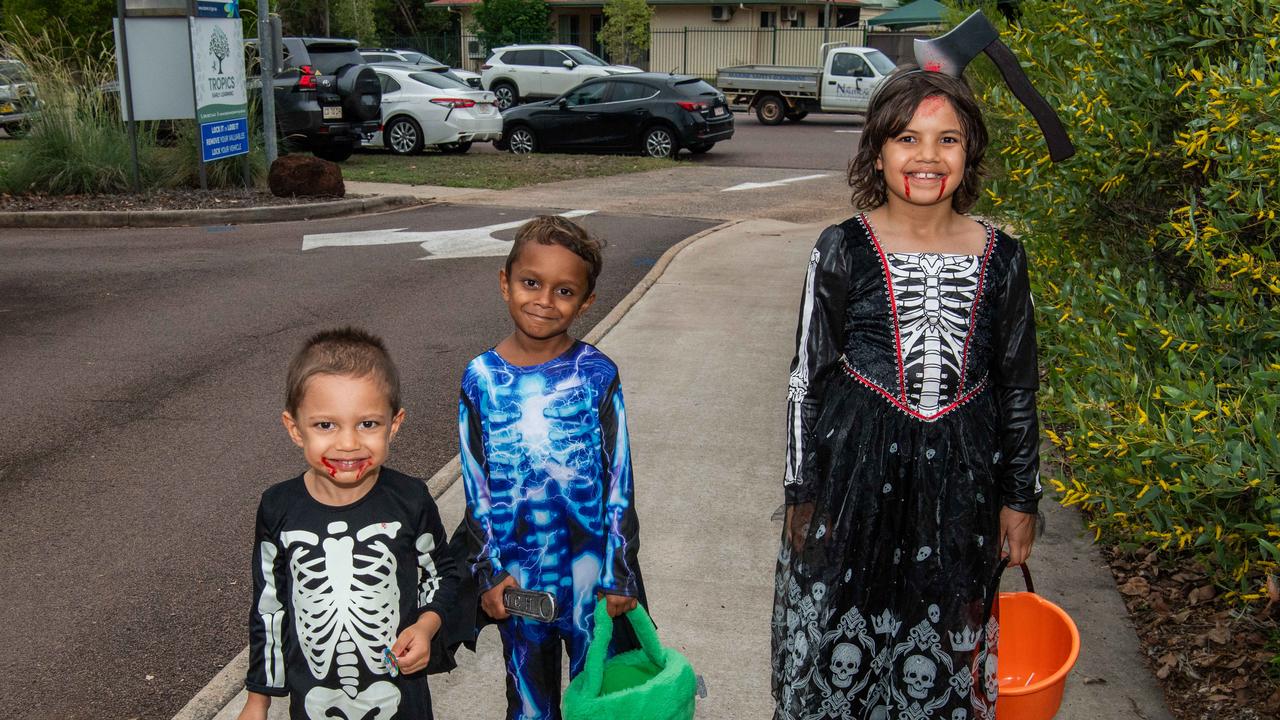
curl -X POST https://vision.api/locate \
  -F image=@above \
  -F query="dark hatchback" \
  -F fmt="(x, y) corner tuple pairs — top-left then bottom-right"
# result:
(496, 73), (733, 158)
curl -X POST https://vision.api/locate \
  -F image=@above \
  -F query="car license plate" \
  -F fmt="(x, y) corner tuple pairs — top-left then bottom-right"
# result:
(0, 103), (14, 114)
(322, 106), (342, 120)
(712, 106), (726, 117)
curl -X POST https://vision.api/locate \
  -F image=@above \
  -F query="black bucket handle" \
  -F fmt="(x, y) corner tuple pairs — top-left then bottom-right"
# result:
(983, 558), (1035, 623)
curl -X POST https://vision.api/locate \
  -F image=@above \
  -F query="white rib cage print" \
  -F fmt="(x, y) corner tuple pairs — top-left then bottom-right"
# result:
(886, 252), (981, 416)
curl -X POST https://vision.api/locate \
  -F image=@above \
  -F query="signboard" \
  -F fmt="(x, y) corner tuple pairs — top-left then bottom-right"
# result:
(113, 17), (196, 121)
(189, 3), (248, 162)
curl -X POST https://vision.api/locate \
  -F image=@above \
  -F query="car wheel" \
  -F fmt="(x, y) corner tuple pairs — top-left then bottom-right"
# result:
(3, 122), (29, 138)
(439, 141), (473, 154)
(507, 126), (537, 155)
(642, 125), (677, 159)
(756, 95), (786, 125)
(313, 142), (355, 162)
(385, 116), (424, 155)
(688, 142), (714, 154)
(492, 82), (518, 111)
(785, 110), (809, 122)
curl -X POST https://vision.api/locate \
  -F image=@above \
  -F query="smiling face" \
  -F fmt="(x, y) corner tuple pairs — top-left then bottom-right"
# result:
(875, 94), (967, 208)
(500, 241), (597, 346)
(282, 372), (405, 499)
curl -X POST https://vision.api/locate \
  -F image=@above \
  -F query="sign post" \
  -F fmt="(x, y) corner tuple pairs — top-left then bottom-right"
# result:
(189, 0), (249, 189)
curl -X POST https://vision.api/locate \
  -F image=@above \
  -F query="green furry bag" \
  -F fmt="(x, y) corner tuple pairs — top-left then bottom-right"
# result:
(562, 601), (697, 720)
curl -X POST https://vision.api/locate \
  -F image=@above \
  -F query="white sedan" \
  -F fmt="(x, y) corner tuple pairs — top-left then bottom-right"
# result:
(366, 65), (502, 155)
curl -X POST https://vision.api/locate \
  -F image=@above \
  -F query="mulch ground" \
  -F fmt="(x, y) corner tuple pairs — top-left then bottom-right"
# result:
(0, 188), (344, 212)
(1105, 545), (1280, 719)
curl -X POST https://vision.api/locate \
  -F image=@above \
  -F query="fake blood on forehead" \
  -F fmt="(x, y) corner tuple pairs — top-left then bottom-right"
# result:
(917, 95), (948, 116)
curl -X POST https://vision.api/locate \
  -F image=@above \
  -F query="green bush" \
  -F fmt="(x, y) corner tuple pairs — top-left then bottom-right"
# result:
(0, 20), (166, 194)
(0, 18), (267, 195)
(972, 0), (1280, 599)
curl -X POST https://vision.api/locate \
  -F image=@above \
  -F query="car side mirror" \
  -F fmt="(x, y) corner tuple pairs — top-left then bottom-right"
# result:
(563, 59), (576, 69)
(559, 98), (569, 109)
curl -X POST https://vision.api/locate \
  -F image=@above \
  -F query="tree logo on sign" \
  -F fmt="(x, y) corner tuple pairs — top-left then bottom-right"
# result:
(210, 27), (230, 74)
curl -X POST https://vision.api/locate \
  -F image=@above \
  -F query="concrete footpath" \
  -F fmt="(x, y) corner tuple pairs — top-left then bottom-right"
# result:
(190, 217), (1173, 720)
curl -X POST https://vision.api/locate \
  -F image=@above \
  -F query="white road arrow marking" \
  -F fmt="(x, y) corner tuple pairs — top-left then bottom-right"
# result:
(301, 210), (597, 260)
(721, 174), (831, 192)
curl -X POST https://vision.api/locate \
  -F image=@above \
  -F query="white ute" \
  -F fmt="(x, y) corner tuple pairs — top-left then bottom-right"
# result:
(716, 44), (897, 125)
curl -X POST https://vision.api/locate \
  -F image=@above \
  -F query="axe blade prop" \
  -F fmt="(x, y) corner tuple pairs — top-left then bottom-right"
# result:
(914, 10), (1075, 162)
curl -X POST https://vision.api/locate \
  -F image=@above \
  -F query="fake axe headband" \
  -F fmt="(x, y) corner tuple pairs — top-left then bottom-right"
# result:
(912, 10), (1075, 162)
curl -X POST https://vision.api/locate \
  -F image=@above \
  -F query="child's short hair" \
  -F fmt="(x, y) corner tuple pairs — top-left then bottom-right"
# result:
(847, 66), (989, 213)
(285, 327), (401, 415)
(505, 216), (604, 294)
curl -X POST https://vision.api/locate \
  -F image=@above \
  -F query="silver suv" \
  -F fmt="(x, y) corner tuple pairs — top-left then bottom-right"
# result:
(0, 58), (37, 137)
(480, 45), (640, 110)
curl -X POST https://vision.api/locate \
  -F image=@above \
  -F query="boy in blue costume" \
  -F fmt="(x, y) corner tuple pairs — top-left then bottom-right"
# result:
(458, 216), (643, 720)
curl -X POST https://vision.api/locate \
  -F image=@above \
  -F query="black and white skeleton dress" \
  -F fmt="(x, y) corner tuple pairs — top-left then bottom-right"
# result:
(246, 468), (457, 720)
(772, 214), (1042, 720)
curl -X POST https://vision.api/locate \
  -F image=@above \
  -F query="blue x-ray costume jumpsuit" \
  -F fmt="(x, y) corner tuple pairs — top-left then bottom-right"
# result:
(459, 341), (642, 720)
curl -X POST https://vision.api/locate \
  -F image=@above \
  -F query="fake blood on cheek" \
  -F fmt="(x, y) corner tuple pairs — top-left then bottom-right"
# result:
(937, 176), (947, 202)
(903, 175), (911, 199)
(321, 458), (339, 478)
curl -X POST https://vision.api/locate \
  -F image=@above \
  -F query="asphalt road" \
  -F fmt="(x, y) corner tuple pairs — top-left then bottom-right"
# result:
(0, 205), (714, 719)
(466, 110), (863, 170)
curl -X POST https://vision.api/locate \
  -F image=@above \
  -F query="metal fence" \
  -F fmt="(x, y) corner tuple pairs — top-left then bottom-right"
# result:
(382, 25), (874, 78)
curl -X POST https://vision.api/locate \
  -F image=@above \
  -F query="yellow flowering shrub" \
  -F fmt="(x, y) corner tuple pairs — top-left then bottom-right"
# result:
(971, 0), (1280, 599)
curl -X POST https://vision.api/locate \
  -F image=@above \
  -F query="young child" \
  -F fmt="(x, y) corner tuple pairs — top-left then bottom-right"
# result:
(771, 67), (1043, 720)
(240, 327), (457, 720)
(458, 216), (642, 720)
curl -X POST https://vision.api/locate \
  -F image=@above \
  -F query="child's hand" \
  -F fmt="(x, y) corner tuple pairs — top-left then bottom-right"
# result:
(999, 507), (1037, 566)
(602, 592), (638, 618)
(236, 691), (270, 720)
(481, 575), (519, 620)
(390, 611), (442, 675)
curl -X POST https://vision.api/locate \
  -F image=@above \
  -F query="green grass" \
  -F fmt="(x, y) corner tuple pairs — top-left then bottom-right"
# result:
(0, 137), (26, 186)
(340, 149), (677, 190)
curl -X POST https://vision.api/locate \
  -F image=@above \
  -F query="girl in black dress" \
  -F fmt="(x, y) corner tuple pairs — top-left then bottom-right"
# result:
(771, 68), (1042, 720)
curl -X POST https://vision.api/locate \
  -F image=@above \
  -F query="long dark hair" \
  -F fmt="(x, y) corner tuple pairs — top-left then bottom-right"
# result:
(848, 67), (989, 213)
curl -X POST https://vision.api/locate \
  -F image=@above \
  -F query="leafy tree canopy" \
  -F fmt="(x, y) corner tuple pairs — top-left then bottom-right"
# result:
(598, 0), (650, 65)
(472, 0), (549, 53)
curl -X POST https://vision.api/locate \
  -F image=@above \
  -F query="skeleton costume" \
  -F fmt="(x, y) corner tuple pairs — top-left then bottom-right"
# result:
(246, 468), (457, 720)
(771, 214), (1041, 720)
(459, 341), (641, 720)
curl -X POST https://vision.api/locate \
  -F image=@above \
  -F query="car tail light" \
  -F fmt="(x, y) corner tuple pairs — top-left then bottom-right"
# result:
(298, 65), (318, 90)
(676, 100), (709, 112)
(430, 97), (477, 109)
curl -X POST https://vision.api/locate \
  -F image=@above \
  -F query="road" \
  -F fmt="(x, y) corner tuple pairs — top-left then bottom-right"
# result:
(0, 205), (714, 719)
(465, 110), (863, 170)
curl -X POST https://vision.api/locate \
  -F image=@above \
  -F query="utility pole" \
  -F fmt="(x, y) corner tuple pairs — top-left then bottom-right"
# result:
(258, 0), (279, 165)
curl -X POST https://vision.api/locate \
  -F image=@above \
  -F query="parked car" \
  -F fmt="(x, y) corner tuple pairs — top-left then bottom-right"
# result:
(266, 37), (382, 161)
(716, 44), (896, 124)
(364, 64), (501, 155)
(358, 47), (483, 88)
(496, 73), (733, 159)
(480, 44), (641, 110)
(0, 58), (37, 137)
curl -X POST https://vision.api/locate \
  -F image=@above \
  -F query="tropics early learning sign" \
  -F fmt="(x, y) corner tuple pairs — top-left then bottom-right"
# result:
(190, 1), (248, 162)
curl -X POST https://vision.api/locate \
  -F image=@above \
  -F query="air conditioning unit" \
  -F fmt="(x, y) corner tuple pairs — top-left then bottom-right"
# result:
(784, 6), (799, 21)
(467, 39), (485, 59)
(711, 5), (733, 21)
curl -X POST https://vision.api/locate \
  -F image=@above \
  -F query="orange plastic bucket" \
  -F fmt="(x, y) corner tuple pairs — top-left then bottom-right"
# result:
(991, 563), (1081, 720)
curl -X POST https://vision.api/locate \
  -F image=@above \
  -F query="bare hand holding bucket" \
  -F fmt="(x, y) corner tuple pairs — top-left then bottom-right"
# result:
(999, 507), (1037, 566)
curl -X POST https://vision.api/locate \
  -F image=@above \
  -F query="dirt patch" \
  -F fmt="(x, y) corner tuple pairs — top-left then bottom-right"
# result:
(1105, 545), (1280, 720)
(0, 188), (345, 213)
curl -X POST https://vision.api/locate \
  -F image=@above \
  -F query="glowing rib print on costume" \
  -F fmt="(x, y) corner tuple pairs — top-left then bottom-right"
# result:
(460, 341), (640, 719)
